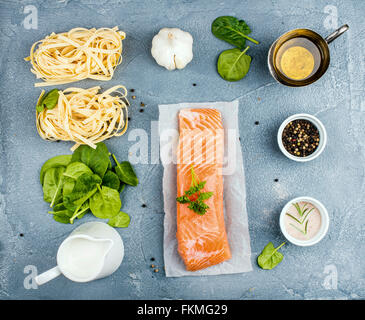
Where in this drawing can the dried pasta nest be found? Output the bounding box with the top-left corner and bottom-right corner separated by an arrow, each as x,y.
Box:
36,85 -> 129,151
25,27 -> 125,87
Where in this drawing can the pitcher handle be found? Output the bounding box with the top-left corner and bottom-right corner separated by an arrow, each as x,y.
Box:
35,266 -> 62,286
325,24 -> 349,44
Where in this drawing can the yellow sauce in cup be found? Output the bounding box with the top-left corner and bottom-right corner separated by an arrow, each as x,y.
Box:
280,46 -> 314,80
275,37 -> 321,81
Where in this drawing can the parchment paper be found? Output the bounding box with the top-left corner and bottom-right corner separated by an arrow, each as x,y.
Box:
159,100 -> 252,277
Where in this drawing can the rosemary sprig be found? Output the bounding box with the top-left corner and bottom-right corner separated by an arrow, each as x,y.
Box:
304,219 -> 309,234
286,213 -> 302,224
289,223 -> 307,235
176,166 -> 213,215
286,202 -> 315,235
292,202 -> 308,216
301,208 -> 314,223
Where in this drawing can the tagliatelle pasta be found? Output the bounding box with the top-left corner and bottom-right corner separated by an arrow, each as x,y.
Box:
25,27 -> 125,87
36,86 -> 129,151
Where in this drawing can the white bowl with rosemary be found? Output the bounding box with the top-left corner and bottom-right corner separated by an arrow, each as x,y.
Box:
277,113 -> 327,162
279,196 -> 329,246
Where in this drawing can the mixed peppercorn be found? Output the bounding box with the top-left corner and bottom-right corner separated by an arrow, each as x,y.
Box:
282,119 -> 320,157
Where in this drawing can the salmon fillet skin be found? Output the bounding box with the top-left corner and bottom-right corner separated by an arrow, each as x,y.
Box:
176,108 -> 231,271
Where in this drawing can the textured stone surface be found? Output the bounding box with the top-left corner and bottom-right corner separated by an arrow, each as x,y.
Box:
0,0 -> 364,299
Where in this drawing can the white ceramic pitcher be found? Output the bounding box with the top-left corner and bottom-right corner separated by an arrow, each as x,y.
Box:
35,222 -> 124,285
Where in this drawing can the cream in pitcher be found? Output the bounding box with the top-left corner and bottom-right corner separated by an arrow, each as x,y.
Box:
35,222 -> 124,285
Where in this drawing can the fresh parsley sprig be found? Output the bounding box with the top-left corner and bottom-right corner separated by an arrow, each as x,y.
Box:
176,166 -> 213,215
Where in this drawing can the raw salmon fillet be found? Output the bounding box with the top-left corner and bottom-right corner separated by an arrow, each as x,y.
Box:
176,108 -> 231,271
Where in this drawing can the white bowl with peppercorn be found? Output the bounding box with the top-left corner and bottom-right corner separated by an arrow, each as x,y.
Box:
277,113 -> 327,162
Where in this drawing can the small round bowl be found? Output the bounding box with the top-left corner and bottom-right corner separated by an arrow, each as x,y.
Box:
277,113 -> 327,162
279,196 -> 329,246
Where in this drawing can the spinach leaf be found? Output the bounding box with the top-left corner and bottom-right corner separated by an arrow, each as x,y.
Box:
52,202 -> 68,212
217,47 -> 251,81
40,155 -> 71,185
63,161 -> 93,180
71,143 -> 110,178
62,162 -> 93,197
42,167 -> 65,207
257,242 -> 285,270
76,207 -> 89,219
112,154 -> 138,186
49,202 -> 89,224
48,203 -> 73,223
89,185 -> 121,219
36,89 -> 59,112
52,211 -> 73,224
62,176 -> 75,197
63,173 -> 101,212
211,16 -> 259,49
102,170 -> 120,191
48,202 -> 73,224
108,211 -> 130,228
119,183 -> 126,194
69,201 -> 90,223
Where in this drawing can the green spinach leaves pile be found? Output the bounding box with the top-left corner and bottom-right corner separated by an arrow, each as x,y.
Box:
40,142 -> 138,228
212,16 -> 259,81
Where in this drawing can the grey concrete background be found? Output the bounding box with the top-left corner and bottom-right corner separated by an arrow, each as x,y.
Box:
0,0 -> 364,300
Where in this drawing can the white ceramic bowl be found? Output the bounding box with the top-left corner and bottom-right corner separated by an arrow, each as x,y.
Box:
279,196 -> 329,246
277,113 -> 327,162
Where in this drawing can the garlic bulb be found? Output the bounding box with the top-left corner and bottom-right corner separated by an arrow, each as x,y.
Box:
151,28 -> 193,70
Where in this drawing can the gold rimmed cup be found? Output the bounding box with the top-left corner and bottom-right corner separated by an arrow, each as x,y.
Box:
268,25 -> 349,87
